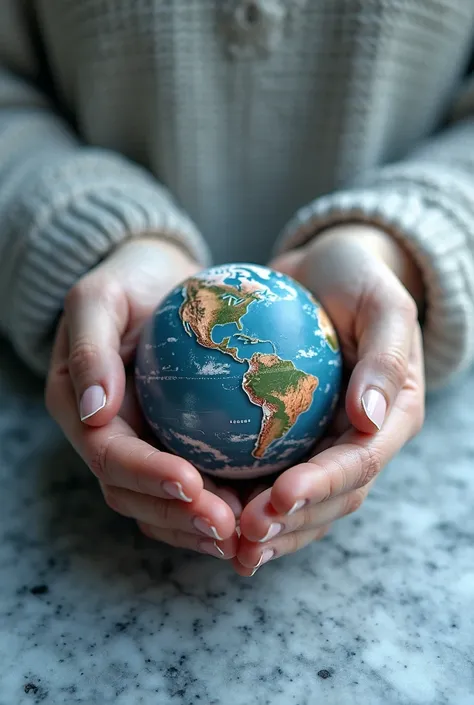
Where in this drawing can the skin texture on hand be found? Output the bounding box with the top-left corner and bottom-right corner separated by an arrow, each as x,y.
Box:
321,224 -> 426,309
46,225 -> 426,575
46,237 -> 242,560
232,224 -> 426,576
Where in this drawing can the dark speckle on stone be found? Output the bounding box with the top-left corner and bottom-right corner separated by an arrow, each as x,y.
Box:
368,582 -> 385,597
24,683 -> 39,695
253,606 -> 267,625
30,584 -> 49,595
115,622 -> 129,632
318,669 -> 333,679
192,619 -> 203,636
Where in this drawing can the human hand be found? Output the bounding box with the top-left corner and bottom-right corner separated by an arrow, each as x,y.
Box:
233,225 -> 426,575
46,237 -> 240,559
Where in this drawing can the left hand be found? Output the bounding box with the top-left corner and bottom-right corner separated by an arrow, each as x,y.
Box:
45,237 -> 242,559
233,224 -> 426,576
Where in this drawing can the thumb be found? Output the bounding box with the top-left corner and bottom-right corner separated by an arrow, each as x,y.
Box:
64,275 -> 127,426
346,277 -> 417,434
269,249 -> 305,279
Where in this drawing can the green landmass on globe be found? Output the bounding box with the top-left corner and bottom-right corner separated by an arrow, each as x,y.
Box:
242,353 -> 318,458
179,275 -> 323,458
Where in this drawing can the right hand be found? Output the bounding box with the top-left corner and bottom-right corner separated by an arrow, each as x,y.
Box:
46,237 -> 241,559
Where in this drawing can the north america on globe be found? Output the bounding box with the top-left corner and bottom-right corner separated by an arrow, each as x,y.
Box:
135,264 -> 342,479
179,273 -> 319,459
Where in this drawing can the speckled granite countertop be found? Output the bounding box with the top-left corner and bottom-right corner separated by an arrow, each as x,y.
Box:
1,341 -> 473,705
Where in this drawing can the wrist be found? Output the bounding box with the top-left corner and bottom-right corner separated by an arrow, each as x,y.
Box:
315,224 -> 425,311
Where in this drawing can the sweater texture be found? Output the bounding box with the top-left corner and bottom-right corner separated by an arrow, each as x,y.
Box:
1,0 -> 474,386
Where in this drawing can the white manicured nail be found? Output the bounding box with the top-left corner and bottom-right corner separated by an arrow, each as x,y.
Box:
250,548 -> 275,575
286,499 -> 307,516
362,388 -> 387,430
258,523 -> 282,543
199,540 -> 225,558
162,481 -> 193,502
193,517 -> 224,541
80,385 -> 106,421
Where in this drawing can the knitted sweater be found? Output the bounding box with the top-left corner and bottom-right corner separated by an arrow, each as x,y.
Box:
1,0 -> 474,387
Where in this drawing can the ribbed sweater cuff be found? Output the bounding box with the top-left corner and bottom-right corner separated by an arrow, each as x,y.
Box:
5,151 -> 210,374
277,186 -> 474,390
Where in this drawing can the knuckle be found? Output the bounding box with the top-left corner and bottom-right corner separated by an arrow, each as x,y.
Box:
134,451 -> 159,495
89,439 -> 111,483
343,488 -> 366,517
167,528 -> 184,548
398,292 -> 418,324
309,460 -> 347,502
373,349 -> 408,388
68,339 -> 101,381
357,445 -> 383,487
133,471 -> 149,496
150,495 -> 171,526
103,486 -> 120,512
286,531 -> 301,555
298,504 -> 313,530
65,275 -> 118,313
326,456 -> 350,498
64,282 -> 86,313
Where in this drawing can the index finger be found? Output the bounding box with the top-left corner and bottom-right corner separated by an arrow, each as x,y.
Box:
46,320 -> 204,501
269,326 -> 425,515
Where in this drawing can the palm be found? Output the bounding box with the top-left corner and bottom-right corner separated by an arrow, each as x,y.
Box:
110,245 -> 243,516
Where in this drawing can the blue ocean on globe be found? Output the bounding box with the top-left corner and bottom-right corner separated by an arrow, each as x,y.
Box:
135,264 -> 342,479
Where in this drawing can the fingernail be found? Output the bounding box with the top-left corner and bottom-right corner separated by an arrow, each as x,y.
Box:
193,517 -> 224,541
250,548 -> 275,576
286,499 -> 307,516
162,481 -> 193,503
362,389 -> 387,430
199,540 -> 226,558
258,523 -> 283,543
80,385 -> 106,421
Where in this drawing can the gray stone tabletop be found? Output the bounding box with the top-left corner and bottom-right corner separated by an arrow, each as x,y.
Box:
0,340 -> 473,705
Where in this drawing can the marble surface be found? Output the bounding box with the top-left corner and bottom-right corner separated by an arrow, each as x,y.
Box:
0,341 -> 473,705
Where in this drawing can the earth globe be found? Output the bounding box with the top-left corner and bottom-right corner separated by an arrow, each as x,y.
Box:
135,263 -> 342,479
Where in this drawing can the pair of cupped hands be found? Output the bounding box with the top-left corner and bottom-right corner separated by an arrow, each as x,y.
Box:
46,224 -> 425,576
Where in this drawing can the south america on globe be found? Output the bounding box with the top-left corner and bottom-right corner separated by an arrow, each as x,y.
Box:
135,264 -> 342,479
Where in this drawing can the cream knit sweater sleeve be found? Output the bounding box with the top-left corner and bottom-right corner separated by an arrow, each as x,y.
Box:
0,67 -> 209,374
278,116 -> 474,389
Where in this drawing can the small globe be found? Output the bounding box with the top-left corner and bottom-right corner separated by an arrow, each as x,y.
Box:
135,263 -> 342,479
